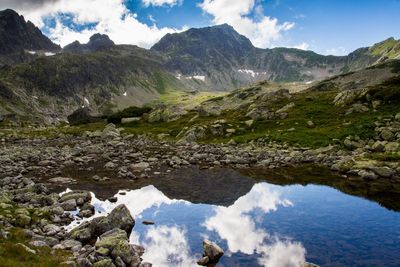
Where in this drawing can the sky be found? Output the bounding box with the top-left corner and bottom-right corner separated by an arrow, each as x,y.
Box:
1,0 -> 400,55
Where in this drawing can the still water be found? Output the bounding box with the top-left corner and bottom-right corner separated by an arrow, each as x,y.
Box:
65,167 -> 400,267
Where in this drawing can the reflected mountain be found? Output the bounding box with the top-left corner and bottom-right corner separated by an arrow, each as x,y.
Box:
240,165 -> 400,211
58,165 -> 256,206
59,163 -> 400,211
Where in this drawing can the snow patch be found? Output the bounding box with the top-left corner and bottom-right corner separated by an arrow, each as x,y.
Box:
238,69 -> 267,78
185,75 -> 206,82
191,75 -> 206,81
123,92 -> 127,97
175,73 -> 182,80
45,52 -> 56,57
27,51 -> 36,55
32,96 -> 38,99
84,97 -> 90,106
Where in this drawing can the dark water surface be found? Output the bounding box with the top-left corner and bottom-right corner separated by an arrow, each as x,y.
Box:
62,166 -> 400,267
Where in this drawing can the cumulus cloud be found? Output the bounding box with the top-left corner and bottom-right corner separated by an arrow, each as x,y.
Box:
199,0 -> 294,48
4,0 -> 186,48
142,0 -> 182,7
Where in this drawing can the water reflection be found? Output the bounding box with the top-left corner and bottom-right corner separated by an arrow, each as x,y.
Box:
66,183 -> 304,266
204,183 -> 305,267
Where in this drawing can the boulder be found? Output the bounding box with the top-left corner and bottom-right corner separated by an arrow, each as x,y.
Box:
128,162 -> 149,173
70,204 -> 134,243
197,239 -> 224,266
102,123 -> 120,139
96,229 -> 141,266
67,107 -> 103,126
380,129 -> 395,141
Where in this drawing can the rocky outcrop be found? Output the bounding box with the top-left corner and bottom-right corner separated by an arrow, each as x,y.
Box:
67,107 -> 103,126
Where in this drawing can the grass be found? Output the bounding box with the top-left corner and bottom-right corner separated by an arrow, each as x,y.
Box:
0,229 -> 70,267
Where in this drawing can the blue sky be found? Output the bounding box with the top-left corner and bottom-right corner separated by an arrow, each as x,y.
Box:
2,0 -> 400,55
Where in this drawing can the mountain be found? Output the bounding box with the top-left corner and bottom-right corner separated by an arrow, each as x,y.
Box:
0,9 -> 399,124
0,9 -> 60,66
63,33 -> 115,53
152,24 -> 400,90
0,38 -> 185,123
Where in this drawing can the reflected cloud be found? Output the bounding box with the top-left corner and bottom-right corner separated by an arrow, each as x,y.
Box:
66,185 -> 188,229
65,183 -> 306,266
204,183 -> 306,266
140,225 -> 198,267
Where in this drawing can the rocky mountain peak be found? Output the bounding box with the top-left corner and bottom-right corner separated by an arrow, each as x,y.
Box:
63,33 -> 115,53
0,9 -> 60,55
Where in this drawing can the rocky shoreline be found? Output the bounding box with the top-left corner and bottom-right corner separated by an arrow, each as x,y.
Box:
0,122 -> 399,266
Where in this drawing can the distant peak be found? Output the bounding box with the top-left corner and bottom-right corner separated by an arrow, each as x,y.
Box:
89,33 -> 113,42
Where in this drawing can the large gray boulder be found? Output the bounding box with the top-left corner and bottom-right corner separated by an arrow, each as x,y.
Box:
70,204 -> 134,243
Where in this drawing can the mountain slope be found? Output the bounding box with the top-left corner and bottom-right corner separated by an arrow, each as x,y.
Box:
0,42 -> 185,123
152,24 -> 400,90
0,9 -> 60,66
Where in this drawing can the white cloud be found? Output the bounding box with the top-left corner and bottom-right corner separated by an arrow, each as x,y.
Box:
11,0 -> 186,48
142,0 -> 182,7
199,0 -> 295,48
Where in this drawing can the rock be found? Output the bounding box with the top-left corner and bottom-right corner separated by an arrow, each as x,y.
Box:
128,162 -> 149,173
67,107 -> 103,126
380,129 -> 394,141
346,103 -> 369,115
93,259 -> 116,267
177,126 -> 206,143
276,102 -> 295,113
48,177 -> 76,184
198,239 -> 224,266
384,142 -> 399,152
371,141 -> 386,152
60,199 -> 77,211
372,100 -> 381,109
61,261 -> 78,267
244,120 -> 254,127
60,191 -> 91,204
226,128 -> 236,134
344,139 -> 362,149
70,204 -> 134,243
369,166 -> 396,178
142,220 -> 155,225
358,170 -> 378,180
333,90 -> 358,106
15,214 -> 31,227
307,120 -> 315,128
96,229 -> 140,266
302,263 -> 320,267
102,123 -> 120,139
197,256 -> 210,266
105,161 -> 117,169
